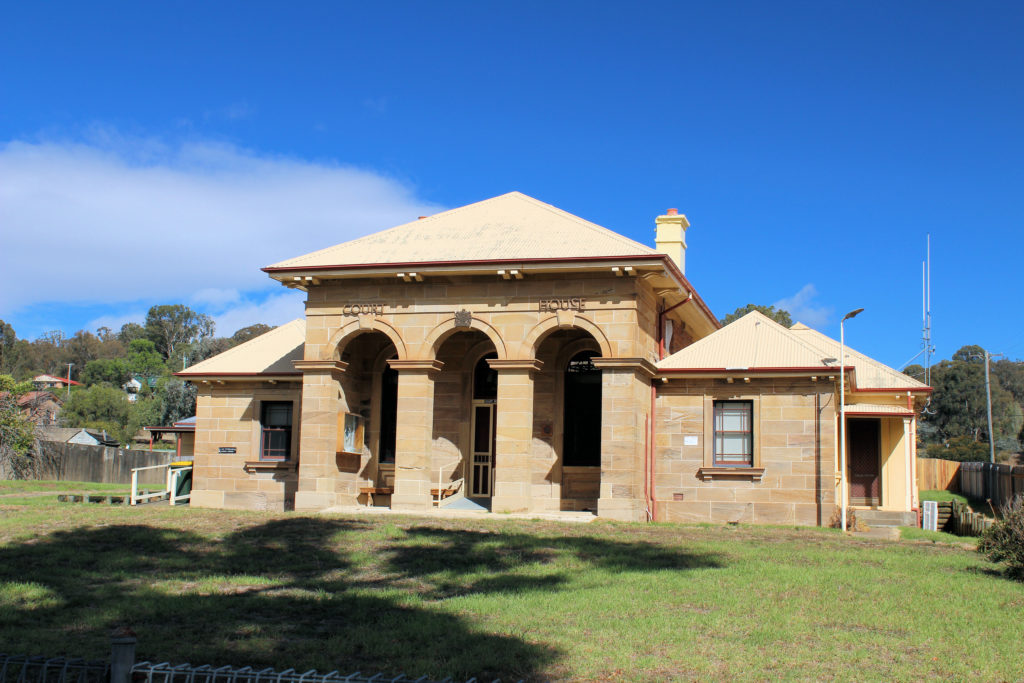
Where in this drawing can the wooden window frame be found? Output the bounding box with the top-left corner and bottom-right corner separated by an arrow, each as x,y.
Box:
259,401 -> 293,462
713,400 -> 754,467
698,395 -> 764,482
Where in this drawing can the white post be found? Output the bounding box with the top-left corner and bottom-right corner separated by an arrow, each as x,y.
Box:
130,469 -> 139,506
840,323 -> 847,532
839,308 -> 864,532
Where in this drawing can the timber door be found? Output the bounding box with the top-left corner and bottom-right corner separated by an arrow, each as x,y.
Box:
848,418 -> 881,506
469,401 -> 496,498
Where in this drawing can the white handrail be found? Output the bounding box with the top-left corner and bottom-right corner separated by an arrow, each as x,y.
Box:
130,463 -> 192,506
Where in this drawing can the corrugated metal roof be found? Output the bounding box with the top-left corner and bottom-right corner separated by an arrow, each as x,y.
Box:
266,192 -> 660,270
787,323 -> 930,391
177,319 -> 305,377
657,311 -> 835,370
658,311 -> 930,392
844,403 -> 915,416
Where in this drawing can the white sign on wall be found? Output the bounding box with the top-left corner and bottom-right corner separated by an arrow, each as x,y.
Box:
683,435 -> 699,446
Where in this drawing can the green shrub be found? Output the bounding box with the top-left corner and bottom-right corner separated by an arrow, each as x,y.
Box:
978,495 -> 1024,580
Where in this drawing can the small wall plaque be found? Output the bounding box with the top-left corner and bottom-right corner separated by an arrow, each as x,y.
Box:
683,435 -> 699,446
218,447 -> 237,454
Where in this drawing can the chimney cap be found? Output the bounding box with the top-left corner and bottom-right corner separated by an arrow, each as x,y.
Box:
417,216 -> 428,220
666,208 -> 678,216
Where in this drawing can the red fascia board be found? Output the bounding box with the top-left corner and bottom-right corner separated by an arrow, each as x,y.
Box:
659,367 -> 933,394
850,386 -> 933,393
659,366 -> 855,374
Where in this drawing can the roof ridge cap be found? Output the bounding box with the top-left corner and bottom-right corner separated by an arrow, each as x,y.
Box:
513,193 -> 659,255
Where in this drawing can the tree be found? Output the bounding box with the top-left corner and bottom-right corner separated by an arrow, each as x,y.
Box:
0,320 -> 31,378
118,322 -> 146,346
232,324 -> 275,344
0,375 -> 37,476
126,339 -> 167,377
160,379 -> 197,425
81,358 -> 131,387
721,304 -> 793,327
144,305 -> 214,360
920,346 -> 1023,456
63,330 -> 103,371
60,385 -> 131,441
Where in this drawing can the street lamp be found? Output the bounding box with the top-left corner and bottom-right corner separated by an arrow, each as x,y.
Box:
840,307 -> 863,532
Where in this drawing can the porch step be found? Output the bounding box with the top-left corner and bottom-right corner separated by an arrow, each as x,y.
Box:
856,509 -> 917,528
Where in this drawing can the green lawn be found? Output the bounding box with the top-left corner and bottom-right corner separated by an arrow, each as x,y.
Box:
0,498 -> 1020,681
0,480 -> 130,495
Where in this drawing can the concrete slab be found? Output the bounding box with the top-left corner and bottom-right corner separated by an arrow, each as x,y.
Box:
319,504 -> 597,524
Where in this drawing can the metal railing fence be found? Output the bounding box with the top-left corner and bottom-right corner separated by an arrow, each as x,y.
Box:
0,655 -> 109,683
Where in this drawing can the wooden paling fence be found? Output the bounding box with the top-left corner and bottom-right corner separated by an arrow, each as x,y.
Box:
959,461 -> 1024,511
917,457 -> 961,492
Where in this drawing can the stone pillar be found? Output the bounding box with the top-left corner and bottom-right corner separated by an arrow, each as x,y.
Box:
592,358 -> 656,522
489,359 -> 542,513
292,360 -> 347,511
389,359 -> 443,511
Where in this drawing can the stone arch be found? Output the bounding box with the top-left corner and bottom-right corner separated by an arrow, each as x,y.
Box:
554,337 -> 602,371
460,338 -> 501,373
523,314 -> 612,359
421,316 -> 508,360
324,317 -> 408,361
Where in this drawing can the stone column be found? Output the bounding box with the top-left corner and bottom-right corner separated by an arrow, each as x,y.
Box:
292,360 -> 347,511
592,358 -> 656,522
489,359 -> 542,513
389,359 -> 443,511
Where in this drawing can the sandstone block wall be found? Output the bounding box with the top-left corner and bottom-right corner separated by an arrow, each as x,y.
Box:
654,379 -> 837,526
190,382 -> 301,511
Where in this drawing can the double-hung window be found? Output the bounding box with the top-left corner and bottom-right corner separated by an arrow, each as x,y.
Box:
713,400 -> 753,467
260,401 -> 293,461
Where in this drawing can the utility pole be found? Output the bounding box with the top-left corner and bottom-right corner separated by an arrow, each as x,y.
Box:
982,349 -> 1005,464
66,363 -> 73,401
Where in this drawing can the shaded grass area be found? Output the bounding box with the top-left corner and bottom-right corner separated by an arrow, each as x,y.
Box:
0,503 -> 1021,681
0,480 -> 129,495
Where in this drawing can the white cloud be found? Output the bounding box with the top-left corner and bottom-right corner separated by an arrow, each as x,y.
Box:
0,133 -> 444,314
773,284 -> 833,329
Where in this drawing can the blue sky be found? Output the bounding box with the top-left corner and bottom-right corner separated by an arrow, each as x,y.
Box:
2,1 -> 1022,370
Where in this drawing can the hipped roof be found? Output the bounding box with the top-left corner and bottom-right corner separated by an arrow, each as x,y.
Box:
266,192 -> 660,270
176,319 -> 305,378
658,311 -> 930,392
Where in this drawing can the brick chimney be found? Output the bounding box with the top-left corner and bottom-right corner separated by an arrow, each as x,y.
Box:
655,208 -> 690,273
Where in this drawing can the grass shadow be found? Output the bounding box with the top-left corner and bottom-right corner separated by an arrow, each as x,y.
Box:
0,516 -> 723,681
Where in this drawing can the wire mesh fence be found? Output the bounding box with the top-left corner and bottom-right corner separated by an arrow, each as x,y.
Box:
130,663 -> 511,683
0,655 -> 110,683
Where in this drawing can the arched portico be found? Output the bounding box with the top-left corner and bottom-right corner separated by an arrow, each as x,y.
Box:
523,314 -> 612,359
323,317 -> 408,361
421,316 -> 508,360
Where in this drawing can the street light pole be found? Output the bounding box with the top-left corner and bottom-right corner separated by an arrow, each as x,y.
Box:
839,308 -> 864,532
66,363 -> 73,401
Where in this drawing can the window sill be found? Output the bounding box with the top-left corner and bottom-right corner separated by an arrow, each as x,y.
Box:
244,460 -> 297,472
696,467 -> 765,482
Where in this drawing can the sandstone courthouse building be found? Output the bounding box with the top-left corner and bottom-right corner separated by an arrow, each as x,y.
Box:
179,192 -> 930,525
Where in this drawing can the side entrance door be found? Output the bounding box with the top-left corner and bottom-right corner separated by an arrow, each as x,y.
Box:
848,418 -> 881,506
469,401 -> 496,498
